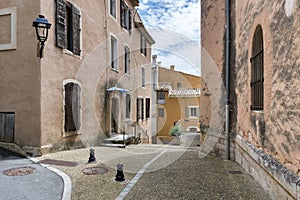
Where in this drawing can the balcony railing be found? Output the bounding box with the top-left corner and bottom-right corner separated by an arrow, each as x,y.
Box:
169,88 -> 201,97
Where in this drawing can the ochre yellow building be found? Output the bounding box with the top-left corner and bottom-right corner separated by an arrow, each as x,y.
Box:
156,65 -> 201,144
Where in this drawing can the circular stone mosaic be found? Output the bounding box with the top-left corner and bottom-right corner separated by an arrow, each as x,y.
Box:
82,167 -> 109,175
3,167 -> 35,176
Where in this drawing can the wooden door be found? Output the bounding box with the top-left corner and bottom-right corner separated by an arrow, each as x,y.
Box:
0,112 -> 15,143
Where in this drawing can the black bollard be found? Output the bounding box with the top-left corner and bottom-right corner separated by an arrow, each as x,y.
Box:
115,163 -> 125,182
88,148 -> 96,163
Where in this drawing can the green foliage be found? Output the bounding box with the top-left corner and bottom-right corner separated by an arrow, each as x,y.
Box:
169,125 -> 181,137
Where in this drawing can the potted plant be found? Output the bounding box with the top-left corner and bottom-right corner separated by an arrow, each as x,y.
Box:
169,125 -> 182,145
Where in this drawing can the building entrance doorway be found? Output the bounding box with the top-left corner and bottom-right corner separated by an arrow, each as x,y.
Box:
111,98 -> 119,135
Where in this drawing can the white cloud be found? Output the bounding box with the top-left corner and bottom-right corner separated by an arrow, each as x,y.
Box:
138,0 -> 200,76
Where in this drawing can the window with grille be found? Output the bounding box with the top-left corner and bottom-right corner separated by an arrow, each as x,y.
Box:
250,25 -> 264,111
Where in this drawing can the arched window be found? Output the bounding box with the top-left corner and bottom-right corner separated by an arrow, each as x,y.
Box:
64,81 -> 81,132
250,25 -> 264,110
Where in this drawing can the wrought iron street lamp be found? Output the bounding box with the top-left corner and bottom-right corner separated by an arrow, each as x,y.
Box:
32,15 -> 51,58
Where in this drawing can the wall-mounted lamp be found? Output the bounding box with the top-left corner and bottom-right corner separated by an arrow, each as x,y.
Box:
32,15 -> 51,58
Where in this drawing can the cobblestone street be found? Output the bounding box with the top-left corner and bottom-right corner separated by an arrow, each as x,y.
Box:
40,144 -> 271,200
123,148 -> 271,200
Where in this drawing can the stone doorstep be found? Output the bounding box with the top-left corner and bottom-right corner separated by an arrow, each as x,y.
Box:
235,135 -> 300,199
0,142 -> 27,157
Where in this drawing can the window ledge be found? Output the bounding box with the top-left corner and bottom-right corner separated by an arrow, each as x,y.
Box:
62,131 -> 81,138
110,68 -> 119,73
62,49 -> 82,59
251,110 -> 264,113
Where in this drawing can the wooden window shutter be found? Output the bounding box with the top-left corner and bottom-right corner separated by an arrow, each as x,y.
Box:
120,0 -> 125,28
141,98 -> 144,120
146,98 -> 150,118
72,6 -> 81,56
136,98 -> 140,121
185,108 -> 189,118
73,83 -> 81,130
64,83 -> 81,132
128,10 -> 132,34
196,108 -> 200,117
55,0 -> 67,48
65,83 -> 75,132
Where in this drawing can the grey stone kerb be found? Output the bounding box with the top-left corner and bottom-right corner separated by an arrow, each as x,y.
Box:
29,157 -> 72,200
236,135 -> 300,199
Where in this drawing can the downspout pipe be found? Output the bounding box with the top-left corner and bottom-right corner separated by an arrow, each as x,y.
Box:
225,0 -> 231,160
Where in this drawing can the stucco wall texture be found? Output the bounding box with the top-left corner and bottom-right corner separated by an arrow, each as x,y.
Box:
0,0 -> 154,152
236,0 -> 300,175
157,67 -> 201,140
0,0 -> 41,147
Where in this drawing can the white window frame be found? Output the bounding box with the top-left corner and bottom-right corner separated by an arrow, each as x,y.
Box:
0,7 -> 17,51
62,79 -> 82,137
157,92 -> 165,104
187,106 -> 200,119
110,35 -> 118,71
109,0 -> 117,19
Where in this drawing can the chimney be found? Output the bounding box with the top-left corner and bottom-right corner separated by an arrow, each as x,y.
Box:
152,55 -> 157,65
170,65 -> 175,70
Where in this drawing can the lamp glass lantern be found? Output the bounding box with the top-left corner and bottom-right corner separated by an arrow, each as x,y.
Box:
32,15 -> 51,58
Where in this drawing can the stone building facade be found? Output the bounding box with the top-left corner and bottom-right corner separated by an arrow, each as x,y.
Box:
201,0 -> 300,199
0,0 -> 155,154
156,65 -> 201,144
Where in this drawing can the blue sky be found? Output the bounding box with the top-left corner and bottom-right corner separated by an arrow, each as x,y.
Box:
138,0 -> 200,76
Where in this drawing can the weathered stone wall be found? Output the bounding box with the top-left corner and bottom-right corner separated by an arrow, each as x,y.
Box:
236,0 -> 300,176
235,135 -> 300,199
200,0 -> 225,130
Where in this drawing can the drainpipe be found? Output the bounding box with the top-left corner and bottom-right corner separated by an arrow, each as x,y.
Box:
225,0 -> 230,160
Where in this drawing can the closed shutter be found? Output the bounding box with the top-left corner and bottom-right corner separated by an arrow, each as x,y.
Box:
126,94 -> 131,118
136,98 -> 140,121
185,108 -> 189,118
128,10 -> 132,34
64,83 -> 81,132
65,83 -> 74,132
72,6 -> 81,56
120,0 -> 125,28
141,99 -> 144,120
73,83 -> 81,130
146,98 -> 150,118
0,113 -> 14,143
196,108 -> 200,117
56,0 -> 67,48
